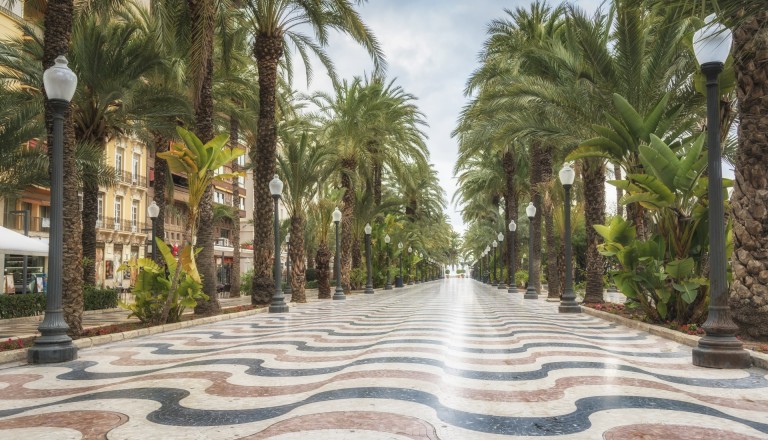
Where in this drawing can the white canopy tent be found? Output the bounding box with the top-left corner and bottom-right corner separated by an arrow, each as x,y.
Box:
0,225 -> 49,257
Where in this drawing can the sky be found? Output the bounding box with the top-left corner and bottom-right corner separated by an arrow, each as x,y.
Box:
293,0 -> 604,234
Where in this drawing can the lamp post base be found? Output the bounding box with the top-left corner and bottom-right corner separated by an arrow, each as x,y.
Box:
385,283 -> 392,290
692,335 -> 751,369
558,302 -> 581,313
395,276 -> 403,288
27,340 -> 77,364
268,303 -> 289,313
497,282 -> 506,290
365,286 -> 375,294
508,285 -> 518,294
333,287 -> 346,300
524,285 -> 538,299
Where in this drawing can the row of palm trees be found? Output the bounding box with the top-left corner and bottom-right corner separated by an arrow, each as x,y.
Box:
1,0 -> 457,330
454,0 -> 768,339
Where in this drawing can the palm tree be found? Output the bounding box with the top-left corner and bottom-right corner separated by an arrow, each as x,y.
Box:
277,121 -> 333,303
243,0 -> 385,303
0,90 -> 47,198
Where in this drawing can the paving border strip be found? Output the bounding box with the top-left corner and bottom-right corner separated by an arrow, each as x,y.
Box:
0,305 -> 270,366
581,305 -> 768,370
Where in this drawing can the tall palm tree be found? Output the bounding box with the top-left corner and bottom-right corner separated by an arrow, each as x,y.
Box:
277,121 -> 333,302
243,0 -> 385,303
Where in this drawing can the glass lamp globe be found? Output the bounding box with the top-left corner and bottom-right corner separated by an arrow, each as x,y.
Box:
492,240 -> 498,248
43,55 -> 77,102
693,15 -> 732,65
332,207 -> 342,222
508,220 -> 516,232
364,223 -> 372,235
384,234 -> 391,244
526,202 -> 537,218
559,164 -> 576,186
497,232 -> 504,242
147,201 -> 160,219
269,175 -> 283,196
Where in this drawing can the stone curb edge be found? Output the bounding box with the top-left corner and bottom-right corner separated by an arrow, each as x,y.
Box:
580,305 -> 768,370
0,305 -> 270,366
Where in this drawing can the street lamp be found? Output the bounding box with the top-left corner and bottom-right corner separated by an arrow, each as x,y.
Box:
384,234 -> 392,290
268,175 -> 288,313
491,240 -> 498,286
28,55 -> 79,363
147,201 -> 160,262
332,207 -> 345,300
283,232 -> 292,295
419,252 -> 424,283
396,242 -> 404,288
508,220 -> 517,294
484,246 -> 490,283
691,17 -> 750,368
524,202 -> 538,299
408,246 -> 414,285
364,223 -> 374,294
559,164 -> 580,313
497,231 -> 506,289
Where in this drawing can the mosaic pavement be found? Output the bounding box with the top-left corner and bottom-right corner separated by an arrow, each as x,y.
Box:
0,279 -> 766,439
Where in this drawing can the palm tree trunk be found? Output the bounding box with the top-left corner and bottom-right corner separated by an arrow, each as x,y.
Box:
315,243 -> 331,299
251,33 -> 284,304
530,141 -> 550,293
544,193 -> 560,300
152,132 -> 169,266
729,11 -> 768,340
341,159 -> 356,293
352,238 -> 362,269
230,117 -> 241,297
290,215 -> 306,303
373,161 -> 382,206
582,158 -> 605,304
44,0 -> 83,335
81,176 -> 99,286
503,150 -> 517,285
192,58 -> 220,316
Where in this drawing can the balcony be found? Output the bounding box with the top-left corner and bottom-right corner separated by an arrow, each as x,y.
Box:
4,214 -> 51,234
99,217 -> 148,234
114,169 -> 147,188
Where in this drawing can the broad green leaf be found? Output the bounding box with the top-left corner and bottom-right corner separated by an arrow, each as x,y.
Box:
605,113 -> 636,149
629,174 -> 675,205
643,93 -> 670,139
612,94 -> 645,140
673,134 -> 705,192
666,257 -> 694,279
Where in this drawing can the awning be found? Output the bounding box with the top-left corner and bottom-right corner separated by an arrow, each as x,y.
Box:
0,226 -> 49,257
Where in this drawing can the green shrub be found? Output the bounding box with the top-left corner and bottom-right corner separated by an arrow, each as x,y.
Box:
350,268 -> 366,290
305,268 -> 317,282
306,280 -> 318,289
515,270 -> 528,288
456,269 -> 465,274
0,294 -> 45,319
84,286 -> 118,310
240,269 -> 254,294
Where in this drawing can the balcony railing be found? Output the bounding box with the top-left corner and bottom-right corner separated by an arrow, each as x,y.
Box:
4,215 -> 51,233
114,169 -> 147,187
214,238 -> 232,247
99,216 -> 148,233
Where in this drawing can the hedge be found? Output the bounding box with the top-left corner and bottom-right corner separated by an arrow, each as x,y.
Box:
0,287 -> 118,319
83,287 -> 118,311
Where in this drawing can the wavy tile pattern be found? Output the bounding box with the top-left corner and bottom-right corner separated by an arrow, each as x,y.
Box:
0,279 -> 767,439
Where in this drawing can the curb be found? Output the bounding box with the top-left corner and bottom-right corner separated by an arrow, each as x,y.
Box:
581,306 -> 768,370
0,305 -> 270,366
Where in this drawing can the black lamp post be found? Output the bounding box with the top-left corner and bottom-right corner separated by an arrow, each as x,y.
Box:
283,233 -> 292,295
396,242 -> 404,288
419,252 -> 424,283
491,240 -> 498,286
10,210 -> 30,294
559,164 -> 580,313
524,202 -> 538,300
384,234 -> 392,290
28,55 -> 78,364
508,220 -> 517,294
147,201 -> 159,262
332,207 -> 345,300
479,252 -> 483,282
497,231 -> 506,289
267,175 -> 289,313
484,246 -> 490,283
691,18 -> 750,368
408,246 -> 414,285
364,223 -> 374,294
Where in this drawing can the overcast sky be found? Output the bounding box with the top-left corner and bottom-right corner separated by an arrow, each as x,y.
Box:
293,0 -> 605,233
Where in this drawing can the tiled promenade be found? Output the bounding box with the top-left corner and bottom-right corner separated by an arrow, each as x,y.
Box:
0,279 -> 766,439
